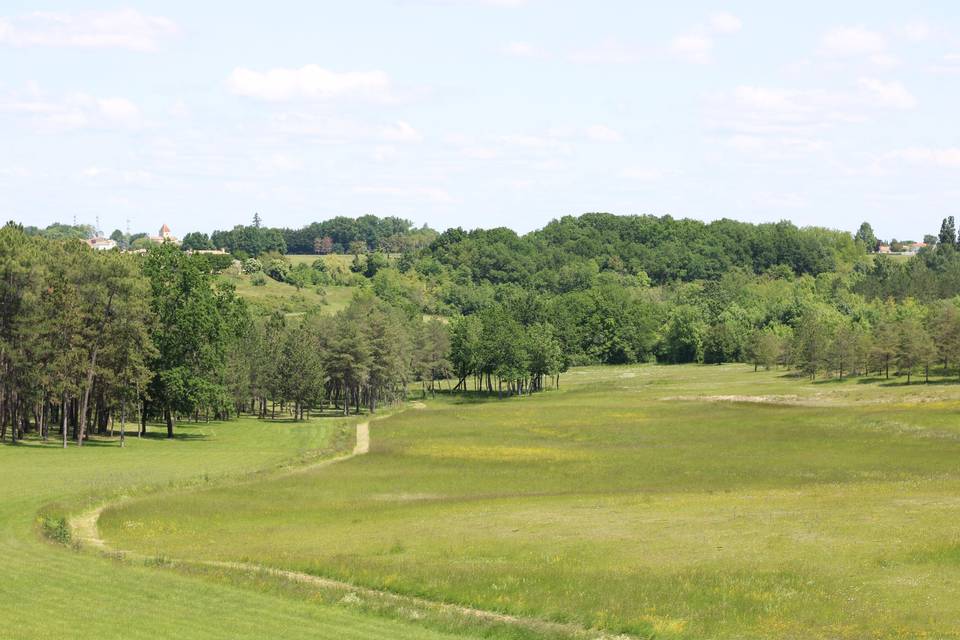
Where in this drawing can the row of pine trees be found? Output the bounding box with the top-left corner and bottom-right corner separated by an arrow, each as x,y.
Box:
0,224 -> 461,445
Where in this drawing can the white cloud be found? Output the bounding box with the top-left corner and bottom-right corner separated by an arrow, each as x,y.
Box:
929,53 -> 960,74
820,26 -> 887,57
266,113 -> 421,145
97,97 -> 141,125
620,167 -> 663,181
499,134 -> 572,155
711,79 -> 918,158
902,21 -> 931,42
168,99 -> 190,119
668,12 -> 741,64
755,192 -> 807,208
354,185 -> 455,203
0,9 -> 178,52
227,64 -> 392,102
585,124 -> 623,143
882,147 -> 960,168
440,0 -> 529,5
726,134 -> 826,155
857,78 -> 916,109
0,89 -> 142,132
78,166 -> 160,187
569,38 -> 643,64
709,12 -> 742,34
381,120 -> 422,142
262,153 -> 303,172
0,166 -> 32,179
461,146 -> 499,159
501,41 -> 545,58
372,145 -> 398,162
670,33 -> 713,64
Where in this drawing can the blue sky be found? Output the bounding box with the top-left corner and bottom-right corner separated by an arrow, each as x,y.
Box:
2,1 -> 959,240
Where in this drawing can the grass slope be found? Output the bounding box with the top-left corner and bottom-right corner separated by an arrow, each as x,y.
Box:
0,417 -> 469,640
219,272 -> 355,317
103,366 -> 960,639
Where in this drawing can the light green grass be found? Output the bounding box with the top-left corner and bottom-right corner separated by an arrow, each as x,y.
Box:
103,366 -> 960,639
287,253 -> 357,271
0,416 -> 470,640
219,272 -> 356,317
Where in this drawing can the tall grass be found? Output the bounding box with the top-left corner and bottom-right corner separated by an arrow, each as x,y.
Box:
103,364 -> 960,638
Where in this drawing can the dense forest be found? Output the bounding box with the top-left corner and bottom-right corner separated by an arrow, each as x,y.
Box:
0,226 -> 470,445
7,211 -> 960,445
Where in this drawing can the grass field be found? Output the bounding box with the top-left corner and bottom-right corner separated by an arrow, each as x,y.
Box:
287,253 -> 358,271
0,415 -> 473,640
218,271 -> 356,317
98,365 -> 960,639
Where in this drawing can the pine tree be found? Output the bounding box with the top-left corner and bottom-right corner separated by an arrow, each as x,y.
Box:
939,216 -> 957,247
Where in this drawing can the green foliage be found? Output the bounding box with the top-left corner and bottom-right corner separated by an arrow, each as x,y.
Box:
264,257 -> 291,283
41,516 -> 71,545
940,216 -> 957,247
242,258 -> 263,274
181,231 -> 214,251
24,222 -> 95,241
855,221 -> 878,252
143,244 -> 246,435
662,305 -> 707,363
280,215 -> 434,255
212,219 -> 287,257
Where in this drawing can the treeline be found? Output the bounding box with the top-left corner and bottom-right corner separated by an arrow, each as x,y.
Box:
225,296 -> 451,418
0,226 -> 250,445
0,224 -> 452,446
425,214 -> 861,287
281,215 -> 437,255
10,208 -> 960,449
202,214 -> 438,258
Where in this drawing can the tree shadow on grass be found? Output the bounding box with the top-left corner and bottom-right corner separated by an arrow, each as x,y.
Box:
137,431 -> 210,441
435,389 -> 551,405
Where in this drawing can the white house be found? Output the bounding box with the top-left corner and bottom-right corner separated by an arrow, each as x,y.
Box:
87,237 -> 117,251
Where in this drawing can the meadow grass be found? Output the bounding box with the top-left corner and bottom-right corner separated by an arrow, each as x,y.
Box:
102,365 -> 960,639
218,271 -> 355,317
287,253 -> 357,270
0,415 -> 473,640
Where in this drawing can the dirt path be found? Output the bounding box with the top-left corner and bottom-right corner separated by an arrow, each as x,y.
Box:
68,411 -> 629,640
201,560 -> 627,640
353,421 -> 369,454
71,418 -> 373,542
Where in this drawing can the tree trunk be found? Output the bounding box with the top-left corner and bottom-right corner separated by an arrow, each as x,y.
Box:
61,395 -> 68,449
120,397 -> 126,448
165,408 -> 174,439
10,391 -> 18,444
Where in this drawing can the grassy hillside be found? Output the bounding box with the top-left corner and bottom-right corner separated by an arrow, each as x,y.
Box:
103,365 -> 960,639
0,417 -> 467,640
218,271 -> 357,317
287,253 -> 357,270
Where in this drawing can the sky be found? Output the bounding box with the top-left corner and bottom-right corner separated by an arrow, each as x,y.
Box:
1,1 -> 959,241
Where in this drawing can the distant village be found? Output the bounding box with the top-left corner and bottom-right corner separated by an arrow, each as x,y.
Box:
87,224 -> 227,255
877,240 -> 927,256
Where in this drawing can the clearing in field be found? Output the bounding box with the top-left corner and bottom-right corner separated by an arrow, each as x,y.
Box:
99,364 -> 960,639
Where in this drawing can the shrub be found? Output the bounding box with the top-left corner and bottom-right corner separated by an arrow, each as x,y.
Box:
242,258 -> 263,274
42,516 -> 71,545
265,258 -> 291,283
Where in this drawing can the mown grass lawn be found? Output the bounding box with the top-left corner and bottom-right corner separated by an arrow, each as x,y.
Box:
0,416 -> 468,640
101,364 -> 960,639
